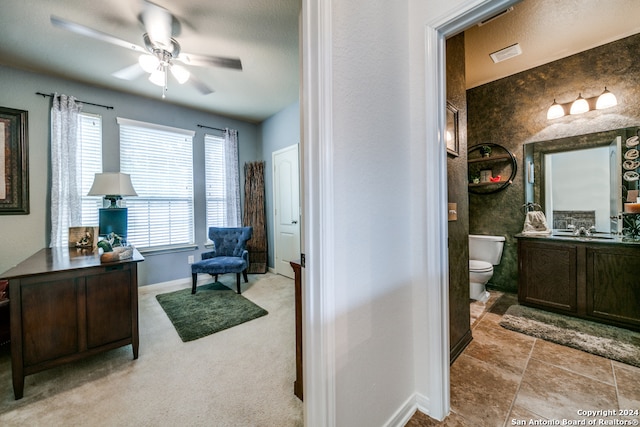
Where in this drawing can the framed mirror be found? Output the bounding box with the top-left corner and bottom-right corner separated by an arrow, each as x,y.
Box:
523,127 -> 638,233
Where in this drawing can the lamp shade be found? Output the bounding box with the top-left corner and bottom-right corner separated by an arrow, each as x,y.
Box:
87,172 -> 138,197
546,99 -> 565,120
596,87 -> 617,110
570,94 -> 589,115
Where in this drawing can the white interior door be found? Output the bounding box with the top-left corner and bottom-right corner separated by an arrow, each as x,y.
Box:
273,144 -> 300,278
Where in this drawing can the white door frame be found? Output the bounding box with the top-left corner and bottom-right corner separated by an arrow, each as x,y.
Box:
300,0 -> 518,424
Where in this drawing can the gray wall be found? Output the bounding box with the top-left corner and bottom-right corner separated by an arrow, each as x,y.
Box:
259,101 -> 300,269
0,64 -> 262,285
467,33 -> 640,292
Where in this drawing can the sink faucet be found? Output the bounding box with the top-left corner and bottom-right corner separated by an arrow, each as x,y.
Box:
573,226 -> 596,236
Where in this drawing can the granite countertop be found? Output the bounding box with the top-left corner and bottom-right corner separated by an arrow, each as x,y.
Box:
515,231 -> 640,246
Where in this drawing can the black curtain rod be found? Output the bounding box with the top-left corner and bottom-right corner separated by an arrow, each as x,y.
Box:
197,124 -> 226,132
35,92 -> 114,110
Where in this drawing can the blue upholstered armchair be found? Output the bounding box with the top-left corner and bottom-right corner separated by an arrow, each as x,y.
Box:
191,227 -> 253,294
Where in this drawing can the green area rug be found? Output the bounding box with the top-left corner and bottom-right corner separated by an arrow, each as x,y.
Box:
156,282 -> 268,342
500,305 -> 640,367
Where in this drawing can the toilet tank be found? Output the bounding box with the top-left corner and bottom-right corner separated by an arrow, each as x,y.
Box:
469,234 -> 505,265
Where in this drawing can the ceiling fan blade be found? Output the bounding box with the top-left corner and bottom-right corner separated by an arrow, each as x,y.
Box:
177,52 -> 243,71
50,15 -> 146,53
112,63 -> 146,81
141,1 -> 174,50
187,74 -> 215,95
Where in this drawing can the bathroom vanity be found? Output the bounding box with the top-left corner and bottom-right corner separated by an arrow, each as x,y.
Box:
516,234 -> 640,332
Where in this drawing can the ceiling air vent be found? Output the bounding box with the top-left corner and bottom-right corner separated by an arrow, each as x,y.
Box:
489,43 -> 522,63
478,7 -> 514,26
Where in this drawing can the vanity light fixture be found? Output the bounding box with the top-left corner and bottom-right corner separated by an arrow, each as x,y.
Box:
546,99 -> 565,120
569,93 -> 589,115
547,87 -> 618,120
595,87 -> 617,110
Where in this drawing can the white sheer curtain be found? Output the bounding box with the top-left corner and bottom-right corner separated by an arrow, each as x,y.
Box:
50,94 -> 83,247
224,128 -> 241,226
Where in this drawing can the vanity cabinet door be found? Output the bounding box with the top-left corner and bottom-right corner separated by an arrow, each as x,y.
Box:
518,240 -> 578,313
586,246 -> 640,329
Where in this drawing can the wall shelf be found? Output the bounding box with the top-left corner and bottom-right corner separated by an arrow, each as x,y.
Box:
467,143 -> 517,195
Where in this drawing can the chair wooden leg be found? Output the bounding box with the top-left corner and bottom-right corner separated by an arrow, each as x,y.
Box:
191,273 -> 198,294
242,269 -> 248,283
235,273 -> 241,294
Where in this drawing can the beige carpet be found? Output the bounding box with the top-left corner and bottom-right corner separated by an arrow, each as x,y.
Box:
0,273 -> 303,426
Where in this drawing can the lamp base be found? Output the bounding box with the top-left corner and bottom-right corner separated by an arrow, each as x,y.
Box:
104,195 -> 123,208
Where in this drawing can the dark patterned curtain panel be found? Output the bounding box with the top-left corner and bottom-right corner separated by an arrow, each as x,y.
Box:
243,161 -> 267,273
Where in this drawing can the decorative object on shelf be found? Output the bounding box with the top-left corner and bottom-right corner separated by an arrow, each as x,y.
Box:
0,106 -> 29,215
446,102 -> 459,157
546,87 -> 618,120
626,135 -> 639,148
480,169 -> 492,183
624,171 -> 639,182
480,145 -> 492,157
468,143 -> 517,195
624,149 -> 639,160
489,175 -> 502,182
624,203 -> 640,214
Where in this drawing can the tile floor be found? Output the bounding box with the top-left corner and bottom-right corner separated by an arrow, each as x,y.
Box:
407,292 -> 640,427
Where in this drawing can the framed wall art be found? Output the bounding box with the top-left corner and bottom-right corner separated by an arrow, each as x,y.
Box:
446,101 -> 459,157
0,107 -> 29,214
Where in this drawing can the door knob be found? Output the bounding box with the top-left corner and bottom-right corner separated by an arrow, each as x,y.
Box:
291,220 -> 298,224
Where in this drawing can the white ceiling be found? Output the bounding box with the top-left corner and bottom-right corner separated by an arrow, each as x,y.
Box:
1,0 -> 639,124
464,0 -> 640,89
0,0 -> 300,123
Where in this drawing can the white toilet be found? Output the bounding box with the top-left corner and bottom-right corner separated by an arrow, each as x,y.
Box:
469,234 -> 505,302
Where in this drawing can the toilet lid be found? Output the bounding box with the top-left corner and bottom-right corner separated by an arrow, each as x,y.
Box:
469,260 -> 492,273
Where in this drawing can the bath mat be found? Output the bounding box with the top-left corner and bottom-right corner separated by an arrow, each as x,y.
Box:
500,305 -> 640,367
156,282 -> 268,342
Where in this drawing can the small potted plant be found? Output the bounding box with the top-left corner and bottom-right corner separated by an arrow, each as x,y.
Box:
480,145 -> 492,157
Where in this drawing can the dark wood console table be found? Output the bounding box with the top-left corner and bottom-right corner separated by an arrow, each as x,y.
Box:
290,259 -> 303,401
1,247 -> 144,399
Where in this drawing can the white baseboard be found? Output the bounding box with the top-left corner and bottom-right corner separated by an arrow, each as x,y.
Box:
383,393 -> 432,427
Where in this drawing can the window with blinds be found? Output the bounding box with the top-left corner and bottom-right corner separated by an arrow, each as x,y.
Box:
204,134 -> 227,230
78,113 -> 103,227
118,118 -> 195,249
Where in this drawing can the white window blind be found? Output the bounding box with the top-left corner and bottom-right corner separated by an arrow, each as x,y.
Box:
118,118 -> 195,249
78,113 -> 103,226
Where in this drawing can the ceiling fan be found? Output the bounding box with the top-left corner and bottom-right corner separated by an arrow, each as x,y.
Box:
50,1 -> 242,98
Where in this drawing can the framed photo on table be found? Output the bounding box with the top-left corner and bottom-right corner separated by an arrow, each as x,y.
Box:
0,107 -> 29,214
446,101 -> 459,157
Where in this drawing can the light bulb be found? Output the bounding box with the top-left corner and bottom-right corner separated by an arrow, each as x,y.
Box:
570,94 -> 589,115
596,87 -> 617,110
170,64 -> 190,84
546,99 -> 565,120
149,68 -> 166,87
138,54 -> 160,73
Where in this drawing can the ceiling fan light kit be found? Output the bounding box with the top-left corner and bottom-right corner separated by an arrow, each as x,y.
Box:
49,1 -> 242,99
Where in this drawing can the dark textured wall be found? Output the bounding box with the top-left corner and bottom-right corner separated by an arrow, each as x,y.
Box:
467,33 -> 640,292
446,33 -> 471,360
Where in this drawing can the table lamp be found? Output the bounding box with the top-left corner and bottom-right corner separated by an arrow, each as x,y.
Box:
87,172 -> 137,237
